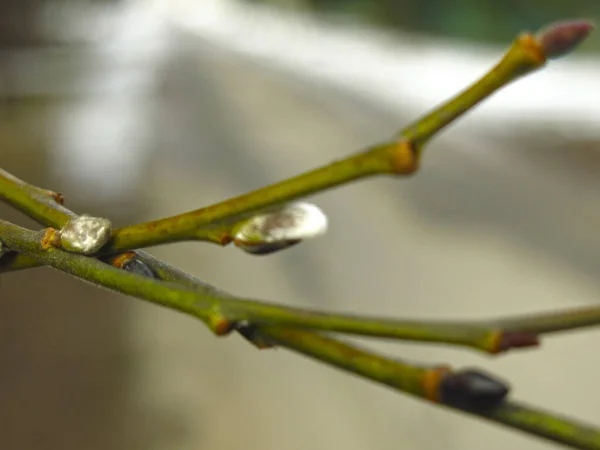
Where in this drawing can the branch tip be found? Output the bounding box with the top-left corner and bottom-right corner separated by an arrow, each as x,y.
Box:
495,330 -> 540,353
536,20 -> 594,60
385,140 -> 419,174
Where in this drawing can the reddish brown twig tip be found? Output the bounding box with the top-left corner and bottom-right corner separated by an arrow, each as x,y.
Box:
536,20 -> 594,60
495,330 -> 540,354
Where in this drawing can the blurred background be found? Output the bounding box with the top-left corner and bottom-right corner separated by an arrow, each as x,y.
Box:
0,0 -> 599,449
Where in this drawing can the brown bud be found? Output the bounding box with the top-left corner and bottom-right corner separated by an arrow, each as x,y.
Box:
536,20 -> 594,60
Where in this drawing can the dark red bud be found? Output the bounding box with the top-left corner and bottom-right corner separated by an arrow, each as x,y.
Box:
537,20 -> 594,59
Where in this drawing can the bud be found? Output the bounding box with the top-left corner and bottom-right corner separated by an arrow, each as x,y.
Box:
439,369 -> 509,410
536,20 -> 594,60
122,257 -> 156,278
59,214 -> 112,255
233,202 -> 328,255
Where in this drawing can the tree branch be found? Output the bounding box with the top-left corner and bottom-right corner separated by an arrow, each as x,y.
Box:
2,217 -> 600,448
0,19 -> 597,450
0,219 -> 529,354
101,21 -> 592,255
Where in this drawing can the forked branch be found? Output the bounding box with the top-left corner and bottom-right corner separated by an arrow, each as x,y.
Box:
0,20 -> 598,450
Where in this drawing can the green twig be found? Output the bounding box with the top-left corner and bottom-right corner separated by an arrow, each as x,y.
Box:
0,172 -> 534,355
2,220 -> 600,449
0,168 -> 73,227
100,23 -> 584,255
2,23 -> 592,259
2,212 -> 600,356
0,219 -> 520,354
267,327 -> 600,450
0,20 -> 597,450
494,307 -> 600,335
3,134 -> 600,354
401,32 -> 544,149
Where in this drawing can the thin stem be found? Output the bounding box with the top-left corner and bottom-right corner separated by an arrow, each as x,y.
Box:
401,33 -> 546,148
0,26 -> 582,258
0,168 -> 224,269
264,327 -> 600,450
481,401 -> 600,450
0,219 -> 511,353
105,142 -> 411,253
262,326 -> 435,396
102,29 -> 560,255
5,221 -> 599,448
3,171 -> 600,353
1,171 -> 521,355
0,251 -> 43,271
0,19 -> 596,450
0,168 -> 74,227
494,307 -> 600,335
2,179 -> 600,448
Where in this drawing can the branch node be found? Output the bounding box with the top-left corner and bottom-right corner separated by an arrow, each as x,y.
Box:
387,140 -> 420,175
209,314 -> 236,336
422,366 -> 452,402
40,228 -> 61,250
515,33 -> 547,66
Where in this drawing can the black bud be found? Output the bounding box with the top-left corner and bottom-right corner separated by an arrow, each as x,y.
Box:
240,239 -> 301,255
234,322 -> 276,349
439,369 -> 509,410
122,258 -> 156,278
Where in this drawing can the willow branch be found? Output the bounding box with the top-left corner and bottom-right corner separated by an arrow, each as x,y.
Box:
2,22 -> 591,258
3,167 -> 600,353
266,327 -> 600,450
0,219 -> 527,353
399,21 -> 592,148
93,21 -> 593,255
2,221 -> 600,448
0,20 -> 598,449
0,171 -> 531,354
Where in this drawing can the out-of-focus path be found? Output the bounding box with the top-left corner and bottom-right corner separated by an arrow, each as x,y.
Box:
130,26 -> 600,450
